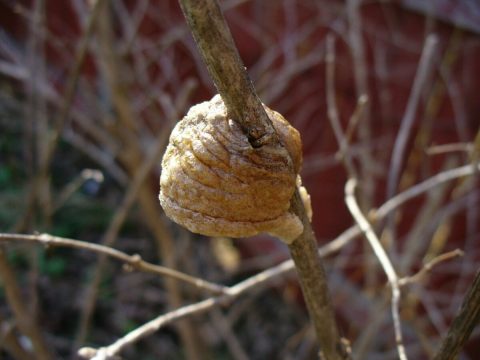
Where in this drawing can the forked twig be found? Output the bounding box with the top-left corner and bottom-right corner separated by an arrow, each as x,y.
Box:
345,178 -> 407,360
399,249 -> 464,287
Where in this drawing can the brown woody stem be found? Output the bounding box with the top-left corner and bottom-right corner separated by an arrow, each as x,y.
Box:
289,190 -> 349,360
433,269 -> 480,360
178,0 -> 348,358
178,0 -> 276,148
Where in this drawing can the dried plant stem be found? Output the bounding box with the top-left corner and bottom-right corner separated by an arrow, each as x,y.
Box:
210,308 -> 249,360
288,191 -> 347,360
325,34 -> 357,179
386,35 -> 438,207
376,162 -> 480,219
0,249 -> 53,359
16,0 -> 106,233
426,142 -> 474,156
0,233 -> 226,294
345,179 -> 407,360
178,0 -> 346,358
433,270 -> 480,359
0,313 -> 32,360
346,0 -> 375,210
178,0 -> 276,148
398,249 -> 464,286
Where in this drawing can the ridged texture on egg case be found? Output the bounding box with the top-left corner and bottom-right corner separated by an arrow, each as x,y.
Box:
159,95 -> 303,242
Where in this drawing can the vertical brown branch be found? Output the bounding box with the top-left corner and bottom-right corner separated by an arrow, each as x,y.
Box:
178,0 -> 348,358
288,191 -> 349,360
0,249 -> 53,359
178,0 -> 276,148
433,270 -> 480,360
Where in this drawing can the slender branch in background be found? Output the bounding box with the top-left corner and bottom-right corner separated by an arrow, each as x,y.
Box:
344,94 -> 368,149
346,0 -> 375,211
433,270 -> 480,360
0,233 -> 227,294
345,179 -> 407,360
52,169 -> 104,212
385,35 -> 438,228
0,248 -> 54,360
426,142 -> 474,156
398,249 -> 464,287
44,0 -> 106,167
0,313 -> 32,360
79,297 -> 223,360
15,0 -> 107,233
177,1 -> 347,358
325,34 -> 357,179
19,2 -> 52,358
376,162 -> 480,220
210,308 -> 250,360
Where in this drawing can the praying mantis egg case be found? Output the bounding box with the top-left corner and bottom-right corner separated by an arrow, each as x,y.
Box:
159,95 -> 305,243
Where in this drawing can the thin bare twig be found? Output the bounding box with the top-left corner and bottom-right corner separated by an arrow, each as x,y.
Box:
17,0 -> 107,232
210,308 -> 249,360
426,143 -> 474,156
325,34 -> 357,178
376,162 -> 480,220
45,0 -> 106,164
52,169 -> 104,212
386,34 -> 438,202
399,249 -> 464,287
346,0 -> 375,211
345,178 -> 407,360
0,233 -> 227,294
0,249 -> 54,359
344,94 -> 368,148
79,297 -> 222,360
0,313 -> 32,360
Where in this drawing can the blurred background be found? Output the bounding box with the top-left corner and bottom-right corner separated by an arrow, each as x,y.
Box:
0,0 -> 479,359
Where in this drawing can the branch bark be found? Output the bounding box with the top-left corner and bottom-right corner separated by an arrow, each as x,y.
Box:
178,1 -> 348,358
0,248 -> 53,359
178,0 -> 276,148
433,269 -> 480,360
